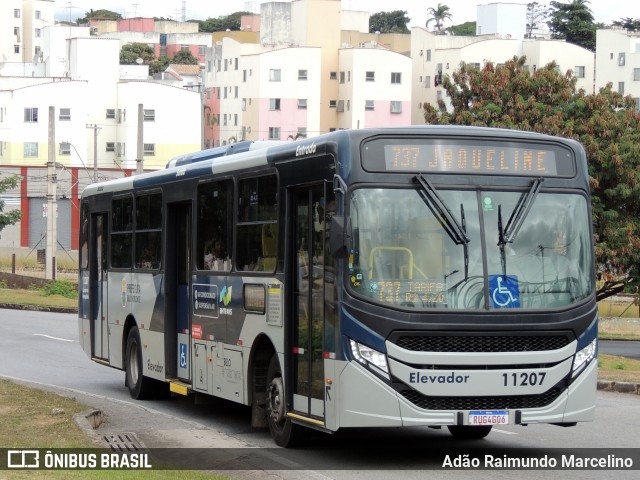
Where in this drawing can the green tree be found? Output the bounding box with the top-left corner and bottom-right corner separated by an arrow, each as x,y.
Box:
526,2 -> 550,38
426,3 -> 453,33
199,11 -> 252,32
171,50 -> 198,65
119,43 -> 155,65
369,10 -> 411,34
446,21 -> 476,36
76,9 -> 122,24
423,56 -> 640,299
548,0 -> 596,50
0,177 -> 23,232
149,56 -> 170,75
611,17 -> 640,30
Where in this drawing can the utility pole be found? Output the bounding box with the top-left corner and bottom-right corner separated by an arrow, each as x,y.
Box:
46,106 -> 57,280
136,103 -> 144,175
86,123 -> 101,181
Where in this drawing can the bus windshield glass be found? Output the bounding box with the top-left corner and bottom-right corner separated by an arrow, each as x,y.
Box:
347,188 -> 593,310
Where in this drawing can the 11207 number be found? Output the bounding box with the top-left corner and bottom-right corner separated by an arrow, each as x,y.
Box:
502,372 -> 546,387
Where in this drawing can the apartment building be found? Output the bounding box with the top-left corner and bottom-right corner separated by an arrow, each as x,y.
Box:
0,0 -> 54,63
596,28 -> 640,106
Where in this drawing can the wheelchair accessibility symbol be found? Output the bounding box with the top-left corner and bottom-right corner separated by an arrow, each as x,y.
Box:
489,275 -> 520,308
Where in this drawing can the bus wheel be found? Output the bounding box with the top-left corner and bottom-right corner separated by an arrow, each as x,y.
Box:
447,425 -> 492,439
266,354 -> 305,447
125,326 -> 154,400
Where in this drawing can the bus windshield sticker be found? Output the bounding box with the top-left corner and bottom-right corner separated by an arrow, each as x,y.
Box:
489,275 -> 520,308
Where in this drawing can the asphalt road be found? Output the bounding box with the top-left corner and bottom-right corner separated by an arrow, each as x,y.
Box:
599,339 -> 640,360
0,309 -> 639,480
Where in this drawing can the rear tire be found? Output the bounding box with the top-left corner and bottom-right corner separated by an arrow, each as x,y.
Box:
125,326 -> 155,399
447,425 -> 492,439
266,354 -> 305,447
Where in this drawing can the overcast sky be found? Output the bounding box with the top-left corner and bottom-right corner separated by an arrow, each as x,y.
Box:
55,0 -> 637,27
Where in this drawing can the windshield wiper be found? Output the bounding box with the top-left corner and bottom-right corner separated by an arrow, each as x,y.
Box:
415,174 -> 469,279
497,177 -> 544,276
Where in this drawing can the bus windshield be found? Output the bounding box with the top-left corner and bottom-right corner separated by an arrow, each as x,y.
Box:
347,187 -> 593,310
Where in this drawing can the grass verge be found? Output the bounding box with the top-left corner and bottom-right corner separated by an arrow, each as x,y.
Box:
0,379 -> 227,479
0,288 -> 77,311
597,354 -> 640,384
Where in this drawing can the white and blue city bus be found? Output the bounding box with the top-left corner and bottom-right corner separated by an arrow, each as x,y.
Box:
79,126 -> 597,446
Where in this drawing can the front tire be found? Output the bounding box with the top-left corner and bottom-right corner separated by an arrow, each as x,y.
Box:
266,354 -> 305,447
447,425 -> 492,439
125,326 -> 155,399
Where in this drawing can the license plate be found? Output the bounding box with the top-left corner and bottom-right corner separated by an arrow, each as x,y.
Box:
469,410 -> 509,425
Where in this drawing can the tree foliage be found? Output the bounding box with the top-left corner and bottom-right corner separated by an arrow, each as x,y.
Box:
199,11 -> 252,32
369,10 -> 410,34
120,43 -> 155,65
0,177 -> 23,232
423,57 -> 640,298
76,9 -> 122,24
426,3 -> 453,33
171,50 -> 198,65
446,21 -> 476,36
526,2 -> 549,38
611,17 -> 640,30
547,0 -> 596,50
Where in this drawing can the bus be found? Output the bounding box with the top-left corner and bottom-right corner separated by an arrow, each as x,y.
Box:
78,126 -> 597,446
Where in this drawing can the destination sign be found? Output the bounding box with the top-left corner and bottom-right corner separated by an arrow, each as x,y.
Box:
362,138 -> 574,177
383,144 -> 557,175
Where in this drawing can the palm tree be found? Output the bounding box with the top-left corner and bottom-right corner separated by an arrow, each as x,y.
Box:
426,3 -> 453,33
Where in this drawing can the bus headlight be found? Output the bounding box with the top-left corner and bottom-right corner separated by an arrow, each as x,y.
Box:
572,338 -> 597,378
350,339 -> 389,375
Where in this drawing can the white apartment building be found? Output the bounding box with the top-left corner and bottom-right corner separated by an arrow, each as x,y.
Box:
595,28 -> 640,105
411,31 -> 595,124
0,0 -> 54,63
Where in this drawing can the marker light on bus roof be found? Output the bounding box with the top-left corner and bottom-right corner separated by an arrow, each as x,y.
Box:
572,338 -> 597,378
350,339 -> 389,375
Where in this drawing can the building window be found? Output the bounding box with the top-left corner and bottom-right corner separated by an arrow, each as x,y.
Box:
574,66 -> 585,78
106,109 -> 115,119
234,114 -> 238,126
426,49 -> 431,61
391,72 -> 402,84
234,58 -> 238,70
35,10 -> 41,20
116,142 -> 126,157
269,69 -> 281,81
268,127 -> 280,140
297,99 -> 307,109
35,46 -> 41,55
242,98 -> 246,111
24,142 -> 38,157
634,69 -> 640,81
365,100 -> 374,111
297,127 -> 307,138
14,27 -> 20,36
340,71 -> 345,83
424,75 -> 431,88
59,142 -> 71,155
59,108 -> 71,121
234,86 -> 238,98
181,44 -> 189,51
143,109 -> 155,121
198,45 -> 206,56
618,81 -> 625,94
390,101 -> 402,113
619,53 -> 626,66
35,28 -> 42,38
298,69 -> 308,80
14,9 -> 20,18
329,100 -> 337,108
365,71 -> 375,82
329,71 -> 337,80
106,142 -> 115,152
24,108 -> 38,123
269,98 -> 281,111
143,143 -> 155,155
14,45 -> 20,54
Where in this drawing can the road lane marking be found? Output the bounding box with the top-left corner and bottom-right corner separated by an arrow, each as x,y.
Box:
32,334 -> 75,342
493,428 -> 518,435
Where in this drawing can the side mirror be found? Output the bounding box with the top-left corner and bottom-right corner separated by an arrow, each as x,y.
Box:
330,215 -> 348,258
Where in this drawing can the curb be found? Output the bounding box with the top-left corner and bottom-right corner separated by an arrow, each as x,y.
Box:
0,303 -> 77,314
597,380 -> 640,395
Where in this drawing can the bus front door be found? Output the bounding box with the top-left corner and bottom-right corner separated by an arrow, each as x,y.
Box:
292,184 -> 326,422
90,213 -> 108,360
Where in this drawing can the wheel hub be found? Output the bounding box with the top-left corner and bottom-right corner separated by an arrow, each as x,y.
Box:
267,377 -> 285,424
